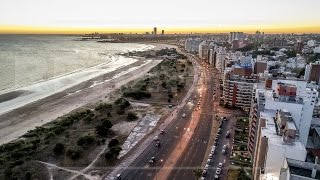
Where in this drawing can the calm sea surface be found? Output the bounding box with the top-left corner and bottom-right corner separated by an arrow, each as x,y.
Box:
0,35 -> 150,93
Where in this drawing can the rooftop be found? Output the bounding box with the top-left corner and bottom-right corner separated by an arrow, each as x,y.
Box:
260,109 -> 307,180
286,158 -> 320,179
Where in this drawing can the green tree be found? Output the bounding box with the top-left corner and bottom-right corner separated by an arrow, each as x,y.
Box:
193,168 -> 203,180
108,138 -> 119,148
127,112 -> 138,121
53,143 -> 64,156
104,151 -> 113,160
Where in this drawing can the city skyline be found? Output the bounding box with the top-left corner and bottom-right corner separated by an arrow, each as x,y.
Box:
1,0 -> 320,34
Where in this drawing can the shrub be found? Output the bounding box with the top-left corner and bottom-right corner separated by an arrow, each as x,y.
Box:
123,89 -> 151,100
25,172 -> 32,180
66,149 -> 81,160
95,103 -> 112,111
45,132 -> 55,139
108,139 -> 119,148
53,143 -> 64,156
77,135 -> 95,147
51,125 -> 65,135
83,116 -> 93,124
104,151 -> 113,160
110,146 -> 122,156
127,112 -> 138,121
102,119 -> 113,129
96,125 -> 109,137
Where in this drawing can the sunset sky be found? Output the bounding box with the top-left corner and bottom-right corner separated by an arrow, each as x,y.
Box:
1,0 -> 320,34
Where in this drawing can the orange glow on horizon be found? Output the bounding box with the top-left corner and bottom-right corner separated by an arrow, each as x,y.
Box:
1,24 -> 320,34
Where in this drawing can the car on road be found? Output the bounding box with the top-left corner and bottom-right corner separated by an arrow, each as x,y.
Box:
204,164 -> 209,170
207,159 -> 211,164
160,130 -> 165,134
202,170 -> 207,177
214,174 -> 219,179
153,136 -> 159,141
182,113 -> 186,118
149,157 -> 155,164
116,174 -> 121,180
223,116 -> 227,121
223,145 -> 227,150
225,131 -> 230,138
216,168 -> 221,175
218,162 -> 223,168
156,141 -> 160,147
209,154 -> 213,159
222,149 -> 226,155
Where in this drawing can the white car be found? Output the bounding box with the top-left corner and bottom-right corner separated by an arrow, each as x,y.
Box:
216,168 -> 221,175
223,145 -> 227,150
218,162 -> 223,168
204,164 -> 209,170
182,113 -> 186,118
202,170 -> 207,177
214,174 -> 219,179
211,146 -> 216,151
207,159 -> 211,164
153,136 -> 159,141
209,154 -> 213,159
211,149 -> 215,154
149,157 -> 155,164
222,149 -> 226,155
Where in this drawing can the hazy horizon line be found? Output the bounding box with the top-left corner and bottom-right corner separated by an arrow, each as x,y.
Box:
1,25 -> 320,35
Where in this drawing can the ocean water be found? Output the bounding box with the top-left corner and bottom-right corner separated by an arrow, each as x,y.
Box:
0,35 -> 151,93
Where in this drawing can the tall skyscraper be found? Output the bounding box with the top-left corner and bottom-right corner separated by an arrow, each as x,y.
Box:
161,30 -> 164,35
153,27 -> 157,35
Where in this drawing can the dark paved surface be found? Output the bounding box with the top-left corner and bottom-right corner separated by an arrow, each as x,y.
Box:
119,54 -> 243,180
120,55 -> 203,180
168,63 -> 214,180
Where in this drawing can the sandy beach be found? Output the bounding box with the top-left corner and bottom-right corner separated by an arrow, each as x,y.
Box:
0,43 -> 173,145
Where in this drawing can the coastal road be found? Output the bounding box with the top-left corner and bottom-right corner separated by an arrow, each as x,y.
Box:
168,61 -> 215,180
118,58 -> 202,179
117,54 -> 217,180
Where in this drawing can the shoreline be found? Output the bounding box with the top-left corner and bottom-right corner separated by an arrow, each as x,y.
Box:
0,43 -> 172,145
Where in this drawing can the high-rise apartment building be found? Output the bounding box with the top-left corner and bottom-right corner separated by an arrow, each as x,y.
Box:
184,38 -> 202,53
249,80 -> 318,157
214,47 -> 228,73
222,62 -> 258,111
304,61 -> 320,85
153,27 -> 157,35
229,32 -> 244,43
252,109 -> 307,180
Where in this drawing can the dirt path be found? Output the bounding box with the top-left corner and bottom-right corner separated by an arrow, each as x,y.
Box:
69,141 -> 111,180
37,161 -> 97,180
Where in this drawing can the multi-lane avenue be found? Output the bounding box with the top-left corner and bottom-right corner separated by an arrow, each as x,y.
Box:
112,50 -> 240,180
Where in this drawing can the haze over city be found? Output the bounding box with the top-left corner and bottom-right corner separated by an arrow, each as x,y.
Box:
1,0 -> 320,34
